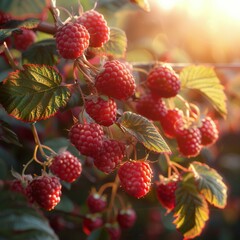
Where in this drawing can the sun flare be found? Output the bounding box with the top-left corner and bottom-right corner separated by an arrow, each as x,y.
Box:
156,0 -> 240,21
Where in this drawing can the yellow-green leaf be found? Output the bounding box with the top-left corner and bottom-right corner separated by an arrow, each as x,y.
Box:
118,111 -> 171,153
180,65 -> 227,118
0,64 -> 70,122
89,27 -> 127,58
191,161 -> 227,208
174,172 -> 209,239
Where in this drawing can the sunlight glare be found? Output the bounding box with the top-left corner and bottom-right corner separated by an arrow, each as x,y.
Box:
156,0 -> 240,21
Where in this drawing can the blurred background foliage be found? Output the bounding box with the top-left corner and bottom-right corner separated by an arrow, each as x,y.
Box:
1,0 -> 240,239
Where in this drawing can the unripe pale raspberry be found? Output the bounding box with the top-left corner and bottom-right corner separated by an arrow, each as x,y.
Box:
95,60 -> 136,100
118,160 -> 153,198
136,93 -> 167,121
85,97 -> 117,126
87,192 -> 107,213
55,21 -> 90,59
147,64 -> 181,98
77,10 -> 110,47
49,151 -> 82,183
199,116 -> 219,146
176,126 -> 202,157
93,140 -> 125,174
160,108 -> 184,138
13,29 -> 36,51
69,122 -> 104,157
27,175 -> 62,211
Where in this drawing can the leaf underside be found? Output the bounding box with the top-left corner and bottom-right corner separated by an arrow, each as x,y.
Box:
118,111 -> 171,153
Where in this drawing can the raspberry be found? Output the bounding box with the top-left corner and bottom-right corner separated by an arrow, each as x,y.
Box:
10,179 -> 26,195
82,214 -> 103,235
49,151 -> 82,183
176,126 -> 202,157
136,93 -> 167,121
69,122 -> 104,157
0,11 -> 11,27
155,175 -> 178,211
77,10 -> 110,48
160,108 -> 184,138
13,29 -> 36,51
55,21 -> 90,59
85,96 -> 117,126
118,160 -> 153,198
147,64 -> 181,98
117,208 -> 137,229
27,175 -> 62,211
95,60 -> 136,100
93,140 -> 125,174
105,222 -> 121,240
87,192 -> 107,213
199,116 -> 219,146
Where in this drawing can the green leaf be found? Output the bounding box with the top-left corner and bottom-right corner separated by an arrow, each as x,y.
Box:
174,172 -> 209,239
89,27 -> 127,58
190,161 -> 227,208
22,39 -> 58,65
130,0 -> 150,12
180,65 -> 227,118
0,0 -> 47,19
0,64 -> 71,122
0,18 -> 40,42
0,190 -> 58,240
0,120 -> 22,146
118,111 -> 171,153
87,228 -> 109,240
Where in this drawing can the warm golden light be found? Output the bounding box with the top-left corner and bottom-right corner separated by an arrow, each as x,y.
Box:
156,0 -> 240,21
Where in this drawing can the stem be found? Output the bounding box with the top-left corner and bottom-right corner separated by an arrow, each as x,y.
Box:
3,42 -> 19,70
132,67 -> 149,76
31,123 -> 47,159
164,153 -> 180,175
22,158 -> 34,175
107,176 -> 119,221
98,182 -> 116,196
171,161 -> 189,172
33,145 -> 45,165
37,21 -> 57,34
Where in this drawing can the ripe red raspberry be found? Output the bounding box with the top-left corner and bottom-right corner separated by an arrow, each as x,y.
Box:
87,192 -> 107,213
136,93 -> 167,121
82,214 -> 103,235
27,175 -> 62,211
95,60 -> 136,100
93,140 -> 125,174
117,208 -> 137,229
160,108 -> 184,138
55,21 -> 90,59
13,29 -> 36,51
77,10 -> 110,47
105,222 -> 121,240
155,175 -> 178,211
0,11 -> 11,26
147,64 -> 181,98
199,116 -> 219,146
176,126 -> 202,157
49,151 -> 82,183
69,122 -> 104,157
85,96 -> 117,126
118,160 -> 153,198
